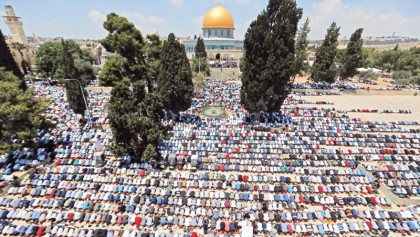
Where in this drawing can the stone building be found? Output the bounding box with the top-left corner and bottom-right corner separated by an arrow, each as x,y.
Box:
181,3 -> 244,67
2,5 -> 35,69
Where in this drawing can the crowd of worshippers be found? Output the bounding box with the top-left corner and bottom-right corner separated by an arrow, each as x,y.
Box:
0,83 -> 111,176
348,109 -> 412,114
291,91 -> 342,96
365,162 -> 420,198
292,82 -> 358,90
0,80 -> 419,236
284,99 -> 334,105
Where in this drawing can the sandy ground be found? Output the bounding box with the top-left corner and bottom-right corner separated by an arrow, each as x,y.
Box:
294,95 -> 420,123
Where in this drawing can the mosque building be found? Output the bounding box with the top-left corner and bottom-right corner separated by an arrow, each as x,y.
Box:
181,3 -> 244,67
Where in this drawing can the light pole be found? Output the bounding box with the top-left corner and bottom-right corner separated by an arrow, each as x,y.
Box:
63,79 -> 90,121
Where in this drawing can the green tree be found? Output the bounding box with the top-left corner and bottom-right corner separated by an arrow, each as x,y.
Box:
395,47 -> 420,74
35,41 -> 61,79
373,49 -> 402,72
361,47 -> 376,68
108,78 -> 137,156
294,18 -> 310,77
144,34 -> 163,90
192,37 -> 210,76
372,47 -> 420,85
0,30 -> 25,89
35,40 -> 94,80
139,92 -> 165,125
340,28 -> 364,79
191,57 -> 210,76
195,37 -> 207,58
334,48 -> 346,64
100,13 -> 150,89
141,144 -> 160,162
74,54 -> 96,85
240,0 -> 302,113
392,70 -> 411,80
192,72 -> 206,92
108,79 -> 165,160
61,40 -> 77,79
358,70 -> 379,80
98,55 -> 127,86
157,33 -> 194,115
310,22 -> 341,83
60,40 -> 94,117
412,76 -> 420,85
0,68 -> 48,153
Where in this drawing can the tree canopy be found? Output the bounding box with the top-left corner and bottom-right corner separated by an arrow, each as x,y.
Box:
373,49 -> 403,73
100,13 -> 168,161
60,39 -> 93,117
310,22 -> 341,83
143,34 -> 163,90
358,70 -> 379,80
192,37 -> 211,76
0,67 -> 48,153
108,79 -> 165,161
240,0 -> 302,113
157,33 -> 194,114
294,18 -> 310,77
35,40 -> 93,80
340,28 -> 364,79
0,29 -> 25,89
98,55 -> 127,86
191,57 -> 211,76
366,47 -> 419,85
195,37 -> 207,58
100,13 -> 149,88
192,72 -> 206,92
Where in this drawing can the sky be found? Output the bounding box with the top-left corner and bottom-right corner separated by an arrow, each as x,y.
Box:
0,0 -> 419,41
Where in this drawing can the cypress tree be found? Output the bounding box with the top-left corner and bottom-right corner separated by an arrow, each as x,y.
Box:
157,33 -> 194,115
108,78 -> 137,157
294,18 -> 310,77
144,34 -> 163,90
192,37 -> 210,76
310,22 -> 341,83
61,39 -> 88,117
0,30 -> 25,89
108,78 -> 165,160
241,0 -> 302,113
195,37 -> 207,58
340,28 -> 364,79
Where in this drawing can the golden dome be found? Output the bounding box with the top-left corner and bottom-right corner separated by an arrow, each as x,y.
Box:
202,5 -> 235,29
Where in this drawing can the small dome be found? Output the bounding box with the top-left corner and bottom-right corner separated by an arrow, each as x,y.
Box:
202,5 -> 235,29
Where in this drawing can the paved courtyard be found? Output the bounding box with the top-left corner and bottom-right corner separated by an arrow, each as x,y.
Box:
0,79 -> 419,237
